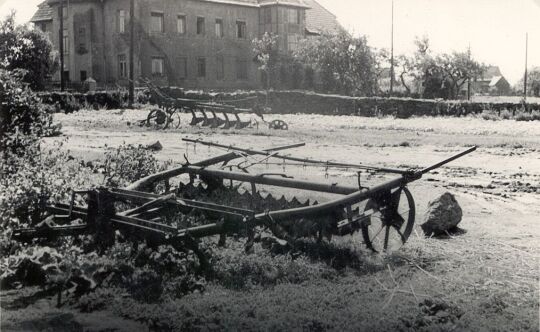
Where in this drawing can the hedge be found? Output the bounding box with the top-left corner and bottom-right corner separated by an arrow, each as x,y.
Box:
40,88 -> 540,119
261,91 -> 540,118
38,90 -> 149,113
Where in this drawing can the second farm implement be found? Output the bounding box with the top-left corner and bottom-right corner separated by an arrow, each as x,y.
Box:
141,81 -> 287,130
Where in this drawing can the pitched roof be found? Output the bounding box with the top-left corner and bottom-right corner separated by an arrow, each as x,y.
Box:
30,1 -> 53,23
303,0 -> 343,34
258,0 -> 310,7
489,76 -> 504,87
482,66 -> 502,79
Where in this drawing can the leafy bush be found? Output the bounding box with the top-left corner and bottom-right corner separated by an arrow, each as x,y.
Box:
0,13 -> 58,90
213,241 -> 337,289
102,143 -> 163,188
0,69 -> 54,154
515,110 -> 540,121
0,143 -> 98,250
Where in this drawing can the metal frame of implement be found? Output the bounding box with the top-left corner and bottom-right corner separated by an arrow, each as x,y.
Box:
12,143 -> 476,255
141,79 -> 286,130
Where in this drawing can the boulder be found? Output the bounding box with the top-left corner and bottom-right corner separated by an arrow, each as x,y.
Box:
146,140 -> 163,151
421,192 -> 463,236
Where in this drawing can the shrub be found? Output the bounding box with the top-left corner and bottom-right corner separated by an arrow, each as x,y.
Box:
515,110 -> 540,121
102,143 -> 163,188
0,69 -> 54,155
213,242 -> 337,289
0,143 -> 98,250
0,13 -> 58,90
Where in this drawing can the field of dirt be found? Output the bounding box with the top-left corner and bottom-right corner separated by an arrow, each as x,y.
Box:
2,109 -> 539,331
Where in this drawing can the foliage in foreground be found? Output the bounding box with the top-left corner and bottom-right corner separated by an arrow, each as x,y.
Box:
0,69 -> 54,155
0,12 -> 58,90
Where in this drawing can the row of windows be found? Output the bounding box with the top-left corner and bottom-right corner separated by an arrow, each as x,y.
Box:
117,55 -> 249,80
118,10 -> 248,39
262,7 -> 301,25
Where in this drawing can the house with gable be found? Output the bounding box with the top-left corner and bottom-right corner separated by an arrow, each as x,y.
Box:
30,0 -> 342,89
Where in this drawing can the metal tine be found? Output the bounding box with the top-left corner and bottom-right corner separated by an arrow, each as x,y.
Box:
222,112 -> 232,129
210,110 -> 224,128
189,109 -> 204,126
201,109 -> 212,126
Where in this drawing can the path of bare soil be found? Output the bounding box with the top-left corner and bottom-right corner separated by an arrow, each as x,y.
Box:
2,109 -> 539,331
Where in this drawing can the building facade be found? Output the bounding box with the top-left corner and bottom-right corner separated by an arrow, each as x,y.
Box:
31,0 -> 339,90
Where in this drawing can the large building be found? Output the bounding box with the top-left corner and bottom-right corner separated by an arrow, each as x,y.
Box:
31,0 -> 341,89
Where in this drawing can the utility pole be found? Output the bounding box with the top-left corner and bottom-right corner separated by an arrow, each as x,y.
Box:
389,0 -> 394,95
59,0 -> 65,91
467,43 -> 471,101
523,32 -> 528,101
129,0 -> 135,107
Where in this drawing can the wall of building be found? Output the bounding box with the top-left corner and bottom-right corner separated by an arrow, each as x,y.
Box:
45,0 -> 307,89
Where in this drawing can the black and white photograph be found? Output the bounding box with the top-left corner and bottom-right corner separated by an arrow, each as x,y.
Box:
0,0 -> 539,331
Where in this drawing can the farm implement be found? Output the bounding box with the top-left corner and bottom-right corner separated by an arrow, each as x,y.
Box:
12,141 -> 476,264
140,80 -> 287,130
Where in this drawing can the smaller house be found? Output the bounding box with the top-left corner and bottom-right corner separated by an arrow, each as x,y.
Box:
473,66 -> 510,96
487,76 -> 511,96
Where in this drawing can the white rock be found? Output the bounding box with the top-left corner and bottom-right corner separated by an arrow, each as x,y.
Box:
421,192 -> 463,236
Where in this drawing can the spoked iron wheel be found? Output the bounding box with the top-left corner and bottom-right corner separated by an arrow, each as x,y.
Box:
361,186 -> 415,253
165,111 -> 182,129
146,108 -> 168,128
269,119 -> 288,130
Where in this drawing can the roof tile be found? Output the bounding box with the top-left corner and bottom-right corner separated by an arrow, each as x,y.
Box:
30,1 -> 53,23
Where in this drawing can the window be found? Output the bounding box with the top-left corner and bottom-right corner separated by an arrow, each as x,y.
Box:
263,7 -> 272,24
150,12 -> 164,33
215,19 -> 223,38
118,54 -> 128,78
177,15 -> 186,34
80,70 -> 87,82
287,34 -> 299,52
177,57 -> 187,79
216,56 -> 224,80
236,59 -> 248,80
196,17 -> 205,35
63,29 -> 69,55
63,71 -> 70,82
119,10 -> 126,33
236,21 -> 246,39
197,58 -> 206,78
78,27 -> 86,52
38,22 -> 47,32
288,8 -> 300,24
152,57 -> 164,76
62,6 -> 68,20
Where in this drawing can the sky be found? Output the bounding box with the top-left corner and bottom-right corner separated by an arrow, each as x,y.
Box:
1,0 -> 538,84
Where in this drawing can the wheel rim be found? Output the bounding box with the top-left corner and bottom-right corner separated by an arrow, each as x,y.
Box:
147,109 -> 167,127
270,120 -> 288,130
165,112 -> 181,129
361,186 -> 415,253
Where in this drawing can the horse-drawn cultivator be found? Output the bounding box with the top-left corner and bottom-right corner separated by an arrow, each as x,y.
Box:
13,141 -> 476,265
140,81 -> 287,130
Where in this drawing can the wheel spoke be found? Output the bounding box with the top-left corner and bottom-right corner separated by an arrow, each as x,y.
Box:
383,225 -> 391,250
371,225 -> 385,240
392,224 -> 407,244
